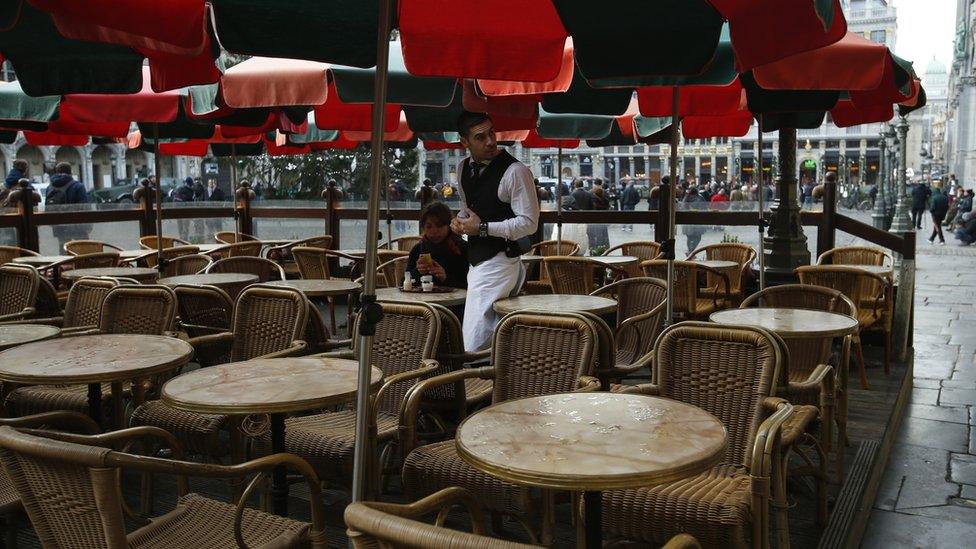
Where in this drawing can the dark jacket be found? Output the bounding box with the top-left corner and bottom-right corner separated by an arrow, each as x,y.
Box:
570,187 -> 593,210
206,187 -> 225,201
911,184 -> 931,210
173,183 -> 195,202
4,168 -> 24,189
406,235 -> 469,289
591,192 -> 609,210
621,185 -> 640,208
47,173 -> 88,204
930,190 -> 949,219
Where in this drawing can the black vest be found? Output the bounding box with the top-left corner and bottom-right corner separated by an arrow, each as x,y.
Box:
460,150 -> 519,266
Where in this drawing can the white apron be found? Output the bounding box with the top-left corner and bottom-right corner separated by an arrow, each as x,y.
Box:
462,252 -> 525,352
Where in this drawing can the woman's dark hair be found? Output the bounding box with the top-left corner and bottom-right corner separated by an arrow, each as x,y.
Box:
420,201 -> 453,227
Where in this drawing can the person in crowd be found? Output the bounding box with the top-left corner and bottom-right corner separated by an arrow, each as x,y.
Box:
415,177 -> 438,208
952,188 -> 973,226
406,201 -> 469,288
172,177 -> 196,242
910,180 -> 932,230
928,185 -> 949,245
681,187 -> 707,254
0,159 -> 28,206
955,211 -> 976,246
534,178 -> 552,203
47,162 -> 91,251
451,111 -> 539,352
191,177 -> 207,240
621,179 -> 640,231
588,184 -> 610,249
570,178 -> 593,210
800,175 -> 815,208
709,187 -> 729,211
204,178 -> 225,238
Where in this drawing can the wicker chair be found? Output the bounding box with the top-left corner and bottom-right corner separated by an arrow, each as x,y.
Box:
0,264 -> 39,322
590,277 -> 668,388
163,254 -> 213,277
210,241 -> 263,258
522,239 -> 581,294
796,265 -> 891,383
30,277 -> 61,321
63,240 -> 123,256
0,425 -> 327,549
641,260 -> 731,320
0,246 -> 39,265
346,487 -> 702,549
131,285 -> 309,460
401,311 -> 602,544
291,246 -> 360,334
609,322 -> 794,549
214,231 -> 258,244
687,243 -> 757,305
302,305 -> 349,355
273,301 -> 441,498
17,277 -> 119,334
42,253 -> 121,293
543,256 -> 600,295
377,255 -> 409,289
206,256 -> 285,282
174,284 -> 234,338
5,285 -> 177,424
138,235 -> 191,249
602,241 -> 662,277
385,235 -> 423,252
137,246 -> 200,269
816,246 -> 893,268
266,235 -> 333,277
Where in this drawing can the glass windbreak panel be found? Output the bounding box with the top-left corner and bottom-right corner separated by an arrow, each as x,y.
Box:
39,220 -> 141,256
251,199 -> 323,209
161,217 -> 236,245
39,201 -> 140,213
253,217 -> 328,241
0,227 -> 16,247
339,219 -> 421,251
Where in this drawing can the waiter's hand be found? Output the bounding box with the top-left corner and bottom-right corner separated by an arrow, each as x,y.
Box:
452,210 -> 482,236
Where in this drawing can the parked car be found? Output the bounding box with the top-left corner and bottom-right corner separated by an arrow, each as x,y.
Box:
91,180 -> 176,204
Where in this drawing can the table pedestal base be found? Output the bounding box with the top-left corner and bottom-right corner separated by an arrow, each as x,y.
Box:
583,490 -> 602,548
87,383 -> 102,427
270,413 -> 288,516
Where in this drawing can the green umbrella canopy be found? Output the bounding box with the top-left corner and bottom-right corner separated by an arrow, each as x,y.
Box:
536,107 -> 614,140
402,85 -> 465,133
0,81 -> 60,129
330,43 -> 457,106
0,2 -> 143,96
542,70 -> 632,116
287,113 -> 341,145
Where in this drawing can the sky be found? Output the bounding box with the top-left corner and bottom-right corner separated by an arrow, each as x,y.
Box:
893,0 -> 957,72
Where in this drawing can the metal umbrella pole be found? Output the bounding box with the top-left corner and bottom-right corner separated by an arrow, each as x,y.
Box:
152,124 -> 164,272
351,0 -> 393,504
757,119 -> 767,290
664,88 -> 680,325
385,166 -> 393,248
231,143 -> 241,241
556,145 -> 563,247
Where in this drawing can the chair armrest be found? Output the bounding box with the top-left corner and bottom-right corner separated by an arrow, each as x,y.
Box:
325,250 -> 364,263
311,349 -> 356,360
614,383 -> 660,396
438,348 -> 491,364
1,316 -> 64,327
0,307 -> 35,322
597,350 -> 654,381
0,410 -> 100,434
614,302 -> 665,361
375,359 -> 441,419
320,339 -> 353,351
59,326 -> 100,337
750,399 -> 793,482
253,340 -> 307,360
189,332 -> 235,365
400,366 -> 495,456
575,376 -> 602,392
787,364 -> 835,404
347,487 -> 488,535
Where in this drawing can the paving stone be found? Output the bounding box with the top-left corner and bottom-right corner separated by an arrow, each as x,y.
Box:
914,378 -> 942,389
943,379 -> 976,389
862,509 -> 976,548
912,387 -> 941,405
915,341 -> 960,361
962,484 -> 976,500
894,502 -> 976,526
896,416 -> 969,453
950,453 -> 976,485
906,403 -> 970,424
952,365 -> 976,382
942,388 -> 976,407
876,443 -> 955,510
915,359 -> 954,380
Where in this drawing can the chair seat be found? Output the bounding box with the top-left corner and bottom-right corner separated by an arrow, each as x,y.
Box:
277,410 -> 399,485
602,464 -> 753,547
690,297 -> 728,317
856,309 -> 882,328
464,378 -> 493,408
130,400 -> 229,457
5,383 -> 115,419
402,440 -> 532,515
780,404 -> 820,448
0,467 -> 20,515
520,281 -> 552,295
127,493 -> 311,549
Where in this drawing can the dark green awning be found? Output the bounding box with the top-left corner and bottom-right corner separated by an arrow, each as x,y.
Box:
537,108 -> 614,140
542,70 -> 632,116
330,44 -> 457,106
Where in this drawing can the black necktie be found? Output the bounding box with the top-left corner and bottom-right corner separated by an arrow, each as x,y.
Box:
471,161 -> 484,179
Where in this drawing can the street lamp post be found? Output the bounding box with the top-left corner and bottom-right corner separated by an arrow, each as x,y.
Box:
872,127 -> 888,229
889,116 -> 912,235
886,127 -> 898,225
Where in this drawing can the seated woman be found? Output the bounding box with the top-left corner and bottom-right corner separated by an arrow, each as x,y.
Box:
406,202 -> 469,288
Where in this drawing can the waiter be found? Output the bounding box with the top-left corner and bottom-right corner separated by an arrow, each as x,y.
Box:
451,111 -> 539,351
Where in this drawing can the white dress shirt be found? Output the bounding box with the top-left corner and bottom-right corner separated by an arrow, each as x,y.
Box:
457,156 -> 540,241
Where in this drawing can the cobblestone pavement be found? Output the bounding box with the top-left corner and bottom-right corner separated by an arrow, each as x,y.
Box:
862,240 -> 976,548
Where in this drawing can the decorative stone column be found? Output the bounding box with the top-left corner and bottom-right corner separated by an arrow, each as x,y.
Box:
873,128 -> 888,229
763,127 -> 810,282
889,116 -> 913,234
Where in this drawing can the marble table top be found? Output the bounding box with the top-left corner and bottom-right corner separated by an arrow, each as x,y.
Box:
265,279 -> 361,297
12,255 -> 72,266
61,267 -> 159,281
692,259 -> 739,270
0,324 -> 61,351
158,273 -> 259,288
493,294 -> 617,316
377,286 -> 467,306
710,307 -> 859,338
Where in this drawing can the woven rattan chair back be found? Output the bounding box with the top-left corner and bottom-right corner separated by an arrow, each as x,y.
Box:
211,241 -> 263,258
795,265 -> 886,327
68,252 -> 120,270
604,241 -> 661,277
529,240 -> 580,283
99,285 -> 177,335
377,256 -> 408,289
543,257 -> 597,295
817,245 -> 892,267
230,285 -> 309,362
64,240 -> 120,256
34,277 -> 61,318
174,284 -> 234,338
741,284 -> 856,383
489,311 -> 597,404
292,246 -> 332,279
351,300 -> 440,413
641,260 -> 697,315
0,426 -> 125,549
163,254 -> 212,277
267,236 -> 333,263
138,235 -> 190,250
594,277 -> 668,364
420,304 -> 467,404
579,311 -> 615,376
141,246 -> 200,269
688,243 -> 756,296
389,235 -> 423,252
303,305 -> 333,354
63,277 -> 119,330
654,322 -> 784,467
0,264 -> 39,318
207,256 -> 285,282
214,231 -> 258,245
0,246 -> 39,265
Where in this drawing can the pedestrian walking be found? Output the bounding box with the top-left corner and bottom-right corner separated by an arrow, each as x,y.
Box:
928,185 -> 949,244
911,181 -> 932,230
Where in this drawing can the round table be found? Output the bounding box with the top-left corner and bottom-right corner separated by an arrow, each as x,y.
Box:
196,243 -> 223,253
61,267 -> 159,283
119,249 -> 154,261
589,255 -> 639,267
846,264 -> 893,276
265,278 -> 362,297
520,255 -> 543,265
457,393 -> 727,547
158,273 -> 259,299
692,259 -> 739,270
0,334 -> 193,427
709,307 -> 858,338
493,294 -> 617,316
12,255 -> 71,267
162,357 -> 383,516
0,324 -> 61,352
377,286 -> 467,307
